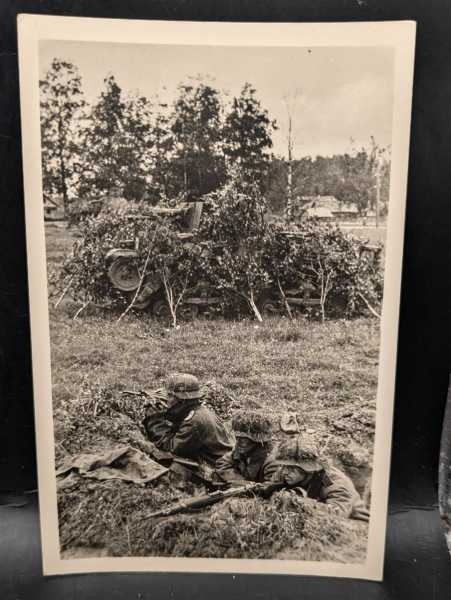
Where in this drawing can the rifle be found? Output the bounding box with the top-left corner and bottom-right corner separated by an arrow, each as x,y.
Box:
144,480 -> 284,520
121,388 -> 168,413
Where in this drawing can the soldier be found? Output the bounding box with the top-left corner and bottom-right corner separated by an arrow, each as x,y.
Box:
268,437 -> 370,521
215,412 -> 277,484
144,373 -> 233,466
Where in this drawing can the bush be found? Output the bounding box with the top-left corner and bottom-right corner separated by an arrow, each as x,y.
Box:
57,171 -> 383,320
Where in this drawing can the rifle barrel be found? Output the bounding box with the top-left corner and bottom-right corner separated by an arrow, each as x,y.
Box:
144,481 -> 275,520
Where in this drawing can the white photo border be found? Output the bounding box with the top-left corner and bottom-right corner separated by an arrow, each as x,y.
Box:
17,15 -> 416,579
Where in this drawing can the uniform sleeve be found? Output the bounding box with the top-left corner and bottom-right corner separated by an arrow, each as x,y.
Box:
321,468 -> 361,518
169,418 -> 203,457
215,452 -> 247,483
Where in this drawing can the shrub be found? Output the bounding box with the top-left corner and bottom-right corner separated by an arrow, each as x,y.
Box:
57,170 -> 383,321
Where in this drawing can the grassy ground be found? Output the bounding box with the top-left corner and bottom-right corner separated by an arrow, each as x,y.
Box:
45,223 -> 380,562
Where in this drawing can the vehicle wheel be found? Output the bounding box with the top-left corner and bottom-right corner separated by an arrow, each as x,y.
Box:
108,258 -> 140,292
178,303 -> 199,321
260,298 -> 281,317
201,305 -> 220,320
152,299 -> 171,320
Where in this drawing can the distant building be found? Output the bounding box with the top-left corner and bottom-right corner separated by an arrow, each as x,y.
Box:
43,196 -> 65,221
304,206 -> 334,220
294,195 -> 359,222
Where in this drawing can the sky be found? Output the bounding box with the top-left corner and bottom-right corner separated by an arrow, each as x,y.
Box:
40,40 -> 394,159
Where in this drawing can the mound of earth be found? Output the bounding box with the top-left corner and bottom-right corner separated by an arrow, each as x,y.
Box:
328,404 -> 376,446
58,475 -> 367,561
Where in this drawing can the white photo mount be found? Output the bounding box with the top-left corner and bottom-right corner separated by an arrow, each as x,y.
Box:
18,15 -> 415,579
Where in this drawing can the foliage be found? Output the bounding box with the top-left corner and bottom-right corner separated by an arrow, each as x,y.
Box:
57,164 -> 382,322
39,58 -> 86,214
223,83 -> 277,188
169,80 -> 226,201
198,172 -> 272,321
266,141 -> 391,217
58,205 -> 203,324
79,76 -> 155,198
263,219 -> 384,319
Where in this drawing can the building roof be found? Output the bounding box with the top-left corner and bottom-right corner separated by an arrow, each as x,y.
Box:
300,195 -> 358,215
305,206 -> 334,219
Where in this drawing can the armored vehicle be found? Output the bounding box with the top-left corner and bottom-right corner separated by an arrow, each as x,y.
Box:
104,203 -> 380,319
105,202 -> 223,316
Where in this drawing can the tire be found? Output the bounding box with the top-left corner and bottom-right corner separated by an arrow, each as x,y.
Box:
107,258 -> 140,292
152,299 -> 171,320
178,303 -> 199,321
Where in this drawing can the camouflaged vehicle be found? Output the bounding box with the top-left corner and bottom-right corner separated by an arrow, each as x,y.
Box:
104,202 -> 381,318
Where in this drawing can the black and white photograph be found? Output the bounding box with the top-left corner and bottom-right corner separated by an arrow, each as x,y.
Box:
18,17 -> 415,578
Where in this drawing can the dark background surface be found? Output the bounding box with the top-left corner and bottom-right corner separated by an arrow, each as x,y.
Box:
1,0 -> 450,598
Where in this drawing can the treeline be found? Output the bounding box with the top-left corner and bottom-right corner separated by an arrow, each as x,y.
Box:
40,58 -> 390,217
40,59 -> 276,214
266,149 -> 390,216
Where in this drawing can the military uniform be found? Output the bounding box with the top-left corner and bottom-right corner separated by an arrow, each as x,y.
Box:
268,437 -> 370,521
214,412 -> 275,483
162,404 -> 233,465
144,374 -> 233,466
215,447 -> 277,483
311,465 -> 369,521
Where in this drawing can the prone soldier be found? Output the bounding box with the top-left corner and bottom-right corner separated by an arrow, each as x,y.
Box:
268,437 -> 370,521
215,411 -> 276,484
143,373 -> 234,466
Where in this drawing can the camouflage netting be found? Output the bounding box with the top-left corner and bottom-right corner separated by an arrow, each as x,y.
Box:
231,411 -> 273,442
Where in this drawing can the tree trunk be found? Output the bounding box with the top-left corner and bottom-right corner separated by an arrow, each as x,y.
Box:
57,116 -> 68,217
248,289 -> 263,323
285,115 -> 293,222
277,278 -> 293,320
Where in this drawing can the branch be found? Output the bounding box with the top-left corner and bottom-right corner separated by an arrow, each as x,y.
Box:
173,272 -> 190,313
73,300 -> 90,320
356,291 -> 381,319
116,227 -> 158,323
276,278 -> 293,319
54,274 -> 74,308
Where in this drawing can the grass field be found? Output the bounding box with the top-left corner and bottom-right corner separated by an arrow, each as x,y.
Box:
45,223 -> 380,562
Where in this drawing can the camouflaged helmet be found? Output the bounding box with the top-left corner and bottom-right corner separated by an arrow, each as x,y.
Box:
231,411 -> 272,443
274,437 -> 324,473
165,373 -> 204,400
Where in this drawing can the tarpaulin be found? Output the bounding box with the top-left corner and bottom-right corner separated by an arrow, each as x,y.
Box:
56,446 -> 168,487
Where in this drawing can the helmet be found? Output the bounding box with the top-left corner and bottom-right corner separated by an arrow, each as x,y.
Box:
165,373 -> 204,400
274,437 -> 324,473
231,411 -> 272,444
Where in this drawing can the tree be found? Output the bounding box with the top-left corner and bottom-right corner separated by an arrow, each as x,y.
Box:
40,58 -> 86,215
79,76 -> 154,198
199,169 -> 271,321
79,75 -> 125,196
283,90 -> 301,221
145,103 -> 176,204
223,83 -> 277,188
169,80 -> 226,201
